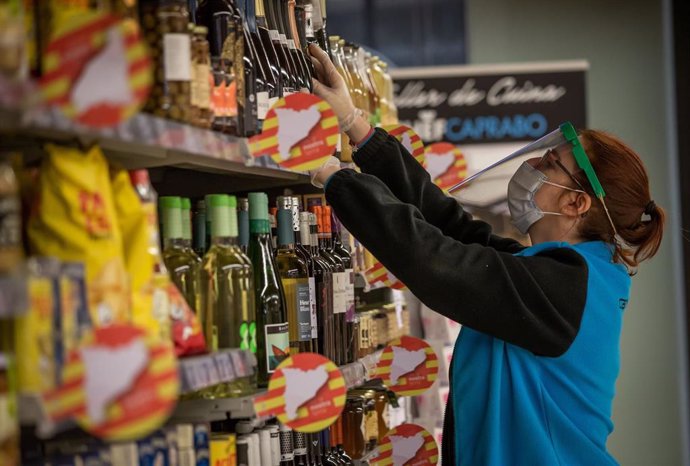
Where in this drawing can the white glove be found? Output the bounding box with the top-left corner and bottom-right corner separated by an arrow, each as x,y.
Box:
309,156 -> 342,189
308,44 -> 358,130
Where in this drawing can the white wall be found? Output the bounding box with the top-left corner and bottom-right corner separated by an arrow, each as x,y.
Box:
465,0 -> 688,464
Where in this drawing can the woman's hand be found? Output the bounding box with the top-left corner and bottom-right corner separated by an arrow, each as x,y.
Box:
309,156 -> 342,189
308,44 -> 371,143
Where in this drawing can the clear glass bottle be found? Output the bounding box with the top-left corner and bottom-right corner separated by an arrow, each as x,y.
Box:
249,192 -> 289,387
200,194 -> 257,397
160,196 -> 202,318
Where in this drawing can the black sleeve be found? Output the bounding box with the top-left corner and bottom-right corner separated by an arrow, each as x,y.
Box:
325,169 -> 589,357
352,128 -> 524,254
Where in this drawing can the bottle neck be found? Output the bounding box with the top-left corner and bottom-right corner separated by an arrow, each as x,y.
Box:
162,207 -> 184,243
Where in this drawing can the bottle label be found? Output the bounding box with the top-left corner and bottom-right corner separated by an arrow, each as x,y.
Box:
196,63 -> 212,109
268,96 -> 279,111
295,282 -> 312,342
281,453 -> 295,461
265,322 -> 290,372
212,71 -> 226,118
308,277 -> 318,339
240,321 -> 257,353
257,91 -> 270,120
336,133 -> 342,152
345,268 -> 356,322
332,271 -> 347,314
279,33 -> 288,45
287,39 -> 296,50
163,33 -> 192,81
269,29 -> 280,42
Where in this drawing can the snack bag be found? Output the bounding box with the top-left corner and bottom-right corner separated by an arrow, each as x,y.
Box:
27,143 -> 129,326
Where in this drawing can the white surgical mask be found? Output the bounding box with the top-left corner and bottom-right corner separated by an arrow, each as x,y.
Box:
507,162 -> 585,234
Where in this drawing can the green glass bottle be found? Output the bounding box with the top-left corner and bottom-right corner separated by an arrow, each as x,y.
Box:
275,197 -> 312,355
201,194 -> 257,397
181,197 -> 194,250
160,196 -> 202,318
249,192 -> 289,387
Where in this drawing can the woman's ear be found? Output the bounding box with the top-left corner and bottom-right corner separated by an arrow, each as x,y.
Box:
561,191 -> 592,218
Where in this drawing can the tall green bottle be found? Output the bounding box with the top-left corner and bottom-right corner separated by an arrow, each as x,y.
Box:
201,194 -> 257,397
181,197 -> 194,250
275,196 -> 312,355
249,192 -> 289,387
160,196 -> 202,316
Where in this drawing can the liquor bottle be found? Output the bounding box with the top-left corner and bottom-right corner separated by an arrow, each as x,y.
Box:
379,58 -> 398,124
275,197 -> 312,355
326,207 -> 355,364
242,0 -> 277,124
280,0 -> 311,92
310,0 -> 331,59
280,425 -> 296,466
200,194 -> 257,397
293,430 -> 308,466
160,196 -> 202,316
264,0 -> 298,94
269,207 -> 279,250
238,197 -> 250,254
193,199 -> 207,256
313,206 -> 346,366
249,192 -> 289,387
200,8 -> 233,132
367,56 -> 392,126
232,5 -> 260,136
306,212 -> 334,362
181,197 -> 194,249
339,39 -> 371,122
272,0 -> 305,92
255,0 -> 285,102
352,44 -> 379,126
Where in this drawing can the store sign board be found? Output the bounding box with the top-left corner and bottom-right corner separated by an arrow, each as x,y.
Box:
391,61 -> 587,144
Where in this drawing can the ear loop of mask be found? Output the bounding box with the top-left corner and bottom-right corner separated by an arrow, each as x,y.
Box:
538,180 -> 587,217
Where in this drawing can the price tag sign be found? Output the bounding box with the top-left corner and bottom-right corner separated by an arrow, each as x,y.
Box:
253,353 -> 345,433
373,336 -> 439,397
248,93 -> 340,171
370,424 -> 438,466
230,350 -> 247,378
424,142 -> 468,192
213,352 -> 236,382
380,124 -> 426,167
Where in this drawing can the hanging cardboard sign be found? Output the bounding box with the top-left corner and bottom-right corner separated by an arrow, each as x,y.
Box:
253,353 -> 346,433
374,336 -> 438,397
370,423 -> 439,466
381,124 -> 426,167
41,324 -> 179,441
248,93 -> 340,172
424,142 -> 468,192
39,12 -> 152,128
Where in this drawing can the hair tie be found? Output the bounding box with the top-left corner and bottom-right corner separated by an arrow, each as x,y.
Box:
644,200 -> 656,216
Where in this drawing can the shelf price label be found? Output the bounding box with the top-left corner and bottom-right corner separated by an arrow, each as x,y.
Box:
373,336 -> 439,397
370,424 -> 438,466
424,142 -> 468,192
253,353 -> 345,433
213,352 -> 237,382
248,93 -> 340,172
380,124 -> 427,167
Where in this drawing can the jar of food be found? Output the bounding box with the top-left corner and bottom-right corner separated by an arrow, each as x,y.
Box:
139,0 -> 192,122
374,388 -> 391,442
342,396 -> 366,459
190,25 -> 213,128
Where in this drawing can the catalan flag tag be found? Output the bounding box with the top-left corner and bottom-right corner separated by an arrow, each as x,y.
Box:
370,423 -> 439,466
373,336 -> 439,398
381,124 -> 427,167
425,142 -> 468,192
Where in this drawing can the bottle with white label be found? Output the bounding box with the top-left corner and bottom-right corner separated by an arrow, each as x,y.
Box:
264,0 -> 298,95
329,209 -> 356,364
277,0 -> 311,92
243,0 -> 278,125
249,192 -> 289,387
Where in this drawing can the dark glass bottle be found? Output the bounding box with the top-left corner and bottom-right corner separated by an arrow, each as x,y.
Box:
249,192 -> 289,387
238,197 -> 250,254
255,0 -> 285,101
265,0 -> 298,94
310,0 -> 332,59
311,206 -> 345,366
278,0 -> 310,92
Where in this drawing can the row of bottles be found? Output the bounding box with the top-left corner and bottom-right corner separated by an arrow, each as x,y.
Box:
157,192 -> 358,396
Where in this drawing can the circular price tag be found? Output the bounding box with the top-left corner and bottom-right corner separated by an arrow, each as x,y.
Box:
374,336 -> 438,397
371,424 -> 439,466
248,93 -> 339,171
41,324 -> 179,441
381,124 -> 426,167
253,353 -> 346,433
425,142 -> 468,192
39,12 -> 152,127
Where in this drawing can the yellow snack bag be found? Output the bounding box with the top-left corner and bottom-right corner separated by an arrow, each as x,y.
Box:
111,167 -> 171,341
27,143 -> 130,326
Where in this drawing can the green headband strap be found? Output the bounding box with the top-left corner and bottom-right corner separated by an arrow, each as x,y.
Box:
560,122 -> 606,199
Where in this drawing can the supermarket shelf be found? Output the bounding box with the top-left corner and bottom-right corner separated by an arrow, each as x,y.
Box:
0,108 -> 311,193
178,348 -> 257,394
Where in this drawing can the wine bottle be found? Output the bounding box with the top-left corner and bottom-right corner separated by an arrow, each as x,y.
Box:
305,212 -> 334,362
265,0 -> 298,94
193,199 -> 207,257
160,196 -> 202,317
281,0 -> 311,92
249,192 -> 289,387
243,0 -> 278,123
326,207 -> 355,364
238,197 -> 250,254
275,197 -> 312,355
310,0 -> 332,59
280,424 -> 296,466
352,44 -> 379,126
255,0 -> 285,102
181,197 -> 194,249
312,206 -> 346,366
200,194 -> 257,397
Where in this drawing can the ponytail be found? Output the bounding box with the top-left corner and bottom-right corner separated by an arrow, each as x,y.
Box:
576,130 -> 665,274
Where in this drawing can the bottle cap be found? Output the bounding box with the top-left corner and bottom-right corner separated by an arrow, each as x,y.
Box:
159,196 -> 182,209
128,169 -> 149,186
160,196 -> 183,240
277,208 -> 295,246
248,192 -> 269,220
207,194 -> 231,207
239,198 -> 249,211
181,197 -> 192,210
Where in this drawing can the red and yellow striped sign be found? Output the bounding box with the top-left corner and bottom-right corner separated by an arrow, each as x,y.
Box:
39,12 -> 152,127
381,124 -> 426,167
373,336 -> 438,397
371,424 -> 438,466
425,142 -> 468,192
253,353 -> 346,433
364,259 -> 406,291
248,93 -> 340,172
41,324 -> 179,441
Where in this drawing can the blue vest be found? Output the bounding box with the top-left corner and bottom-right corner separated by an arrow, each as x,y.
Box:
452,241 -> 631,465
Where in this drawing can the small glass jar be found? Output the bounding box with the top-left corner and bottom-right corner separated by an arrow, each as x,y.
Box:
342,396 -> 366,459
190,25 -> 213,128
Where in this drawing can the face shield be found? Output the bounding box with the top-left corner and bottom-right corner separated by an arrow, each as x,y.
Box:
448,122 -> 616,236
